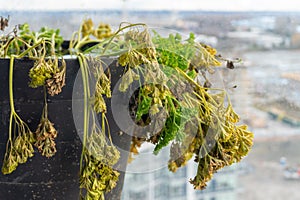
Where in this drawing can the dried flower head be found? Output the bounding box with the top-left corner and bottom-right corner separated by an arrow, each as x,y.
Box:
46,59 -> 66,96
35,116 -> 58,158
1,130 -> 35,174
29,59 -> 53,88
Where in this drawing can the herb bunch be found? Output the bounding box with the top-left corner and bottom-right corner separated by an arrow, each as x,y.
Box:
1,112 -> 36,174
88,57 -> 111,114
77,55 -> 120,200
28,47 -> 66,96
80,123 -> 120,200
34,88 -> 58,158
113,25 -> 253,189
1,20 -> 62,174
1,56 -> 36,175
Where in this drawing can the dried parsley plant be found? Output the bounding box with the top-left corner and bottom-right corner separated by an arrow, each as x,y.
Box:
79,119 -> 120,200
104,24 -> 254,190
0,16 -> 253,198
74,21 -> 253,191
77,55 -> 120,200
0,22 -> 64,173
1,55 -> 36,174
34,87 -> 58,158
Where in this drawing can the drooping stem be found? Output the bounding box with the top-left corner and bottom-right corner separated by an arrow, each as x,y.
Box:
43,86 -> 48,119
9,55 -> 16,114
7,43 -> 42,145
78,53 -> 90,174
103,113 -> 114,146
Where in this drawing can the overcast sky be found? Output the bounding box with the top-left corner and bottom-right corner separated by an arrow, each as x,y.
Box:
0,0 -> 300,11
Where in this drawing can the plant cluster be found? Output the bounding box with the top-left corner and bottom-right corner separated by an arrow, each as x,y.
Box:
0,17 -> 253,199
76,54 -> 120,199
113,24 -> 253,189
80,122 -> 120,200
0,21 -> 62,174
34,89 -> 58,158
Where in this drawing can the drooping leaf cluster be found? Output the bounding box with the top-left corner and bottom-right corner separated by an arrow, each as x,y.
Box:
34,93 -> 58,158
80,124 -> 120,200
114,25 -> 253,189
77,55 -> 121,200
1,118 -> 35,174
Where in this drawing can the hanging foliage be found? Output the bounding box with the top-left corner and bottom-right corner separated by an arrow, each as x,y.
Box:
0,17 -> 253,199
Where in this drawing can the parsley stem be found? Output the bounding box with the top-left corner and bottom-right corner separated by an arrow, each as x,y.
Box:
78,53 -> 89,174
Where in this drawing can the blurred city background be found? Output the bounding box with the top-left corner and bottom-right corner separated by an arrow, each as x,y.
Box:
1,1 -> 300,199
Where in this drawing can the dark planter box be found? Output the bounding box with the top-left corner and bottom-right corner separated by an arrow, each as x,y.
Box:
0,58 -> 131,200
